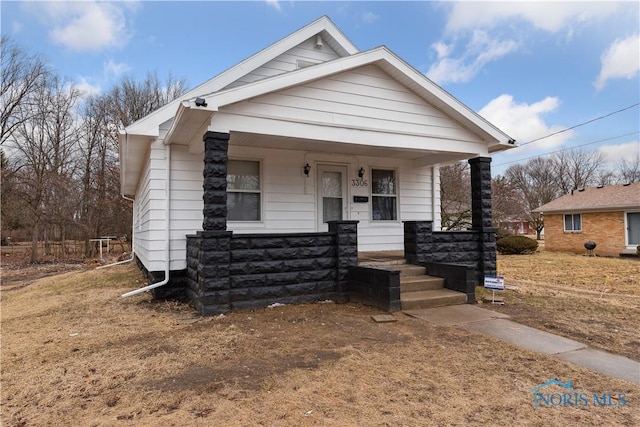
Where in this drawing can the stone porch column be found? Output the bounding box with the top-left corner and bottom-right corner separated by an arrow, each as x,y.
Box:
468,157 -> 497,278
192,131 -> 232,314
202,131 -> 230,231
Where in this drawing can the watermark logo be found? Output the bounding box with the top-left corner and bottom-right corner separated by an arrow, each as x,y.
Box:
530,379 -> 627,409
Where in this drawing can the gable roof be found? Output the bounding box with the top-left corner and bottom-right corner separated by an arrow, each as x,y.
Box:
166,46 -> 515,150
534,182 -> 640,213
124,16 -> 357,137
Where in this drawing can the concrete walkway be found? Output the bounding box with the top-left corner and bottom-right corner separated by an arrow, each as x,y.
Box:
405,305 -> 640,385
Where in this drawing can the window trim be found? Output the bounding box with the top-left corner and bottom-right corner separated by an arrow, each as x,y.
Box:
226,158 -> 263,223
563,213 -> 582,232
370,168 -> 399,222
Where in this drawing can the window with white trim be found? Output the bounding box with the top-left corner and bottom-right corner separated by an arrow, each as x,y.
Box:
564,213 -> 581,231
227,160 -> 261,221
371,169 -> 397,221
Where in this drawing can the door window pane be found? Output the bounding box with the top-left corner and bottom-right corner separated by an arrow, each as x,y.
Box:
323,197 -> 342,223
321,170 -> 343,223
322,172 -> 342,197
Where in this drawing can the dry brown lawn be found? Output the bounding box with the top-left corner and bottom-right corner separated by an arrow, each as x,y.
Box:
478,250 -> 640,361
1,255 -> 639,426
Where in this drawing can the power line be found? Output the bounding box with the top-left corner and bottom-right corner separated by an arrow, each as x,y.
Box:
514,102 -> 640,148
493,130 -> 640,168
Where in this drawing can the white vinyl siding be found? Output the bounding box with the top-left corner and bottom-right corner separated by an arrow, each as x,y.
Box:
133,142 -> 203,272
223,36 -> 341,90
220,65 -> 484,145
133,142 -> 168,272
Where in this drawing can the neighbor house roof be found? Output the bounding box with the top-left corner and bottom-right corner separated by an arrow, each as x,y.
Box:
533,182 -> 640,213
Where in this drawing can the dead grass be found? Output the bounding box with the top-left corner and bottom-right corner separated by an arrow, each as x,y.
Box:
1,262 -> 639,426
478,250 -> 640,361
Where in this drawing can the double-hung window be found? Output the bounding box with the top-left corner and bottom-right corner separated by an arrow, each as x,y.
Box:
227,160 -> 261,221
564,213 -> 581,232
371,169 -> 397,221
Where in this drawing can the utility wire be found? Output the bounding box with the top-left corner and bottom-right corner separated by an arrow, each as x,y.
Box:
493,130 -> 640,168
514,102 -> 639,148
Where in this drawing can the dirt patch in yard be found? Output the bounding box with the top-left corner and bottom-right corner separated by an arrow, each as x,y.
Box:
2,263 -> 639,426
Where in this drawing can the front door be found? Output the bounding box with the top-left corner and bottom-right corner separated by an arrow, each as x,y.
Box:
317,165 -> 347,231
628,212 -> 640,246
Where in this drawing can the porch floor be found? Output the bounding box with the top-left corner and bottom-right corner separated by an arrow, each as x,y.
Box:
358,251 -> 405,265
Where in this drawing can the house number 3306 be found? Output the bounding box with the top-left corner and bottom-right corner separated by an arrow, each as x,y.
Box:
351,178 -> 368,187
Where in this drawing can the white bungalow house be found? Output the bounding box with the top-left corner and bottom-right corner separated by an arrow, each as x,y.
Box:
120,16 -> 515,313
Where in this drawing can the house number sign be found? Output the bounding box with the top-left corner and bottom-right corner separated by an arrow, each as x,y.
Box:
351,178 -> 368,187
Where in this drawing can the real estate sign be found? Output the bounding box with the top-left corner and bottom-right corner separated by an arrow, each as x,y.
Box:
484,275 -> 505,290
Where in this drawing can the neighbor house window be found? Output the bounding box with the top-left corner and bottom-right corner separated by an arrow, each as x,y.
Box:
564,213 -> 581,231
227,160 -> 261,221
372,169 -> 397,221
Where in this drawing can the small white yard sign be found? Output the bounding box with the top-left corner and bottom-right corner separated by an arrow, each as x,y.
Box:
484,275 -> 505,290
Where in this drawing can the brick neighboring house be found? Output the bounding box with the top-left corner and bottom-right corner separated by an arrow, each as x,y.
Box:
533,183 -> 640,257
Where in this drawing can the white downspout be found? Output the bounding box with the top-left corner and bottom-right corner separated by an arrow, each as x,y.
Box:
96,194 -> 136,269
121,143 -> 171,297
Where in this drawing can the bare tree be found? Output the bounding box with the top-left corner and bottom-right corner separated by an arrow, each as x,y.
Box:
440,162 -> 472,230
553,148 -> 605,193
9,74 -> 80,262
107,71 -> 188,128
505,157 -> 559,240
617,150 -> 640,183
0,36 -> 49,146
491,175 -> 526,234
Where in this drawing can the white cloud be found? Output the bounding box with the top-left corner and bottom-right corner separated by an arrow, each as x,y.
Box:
598,140 -> 640,164
75,77 -> 102,98
426,31 -> 518,84
445,2 -> 621,34
361,11 -> 380,25
12,21 -> 23,33
265,0 -> 281,12
104,59 -> 130,78
35,1 -> 136,52
479,94 -> 573,153
594,35 -> 640,90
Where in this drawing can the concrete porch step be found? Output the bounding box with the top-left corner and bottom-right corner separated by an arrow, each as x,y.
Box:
401,275 -> 445,292
400,289 -> 468,310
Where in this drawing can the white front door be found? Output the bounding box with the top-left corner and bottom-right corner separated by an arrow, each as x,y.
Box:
317,164 -> 348,231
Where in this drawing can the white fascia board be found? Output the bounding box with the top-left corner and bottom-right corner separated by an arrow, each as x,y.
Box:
124,16 -> 358,138
206,47 -> 514,147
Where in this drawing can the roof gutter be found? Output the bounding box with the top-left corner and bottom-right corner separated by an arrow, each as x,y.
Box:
121,141 -> 172,298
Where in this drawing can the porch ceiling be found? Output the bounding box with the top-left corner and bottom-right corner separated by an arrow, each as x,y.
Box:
227,131 -> 476,166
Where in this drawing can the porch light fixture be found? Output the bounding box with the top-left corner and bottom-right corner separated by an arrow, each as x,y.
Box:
194,97 -> 207,107
304,163 -> 311,176
358,167 -> 365,178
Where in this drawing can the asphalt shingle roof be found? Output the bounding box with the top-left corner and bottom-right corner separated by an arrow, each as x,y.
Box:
533,182 -> 640,213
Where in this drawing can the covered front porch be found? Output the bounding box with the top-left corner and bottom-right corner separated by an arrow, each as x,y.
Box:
174,131 -> 496,315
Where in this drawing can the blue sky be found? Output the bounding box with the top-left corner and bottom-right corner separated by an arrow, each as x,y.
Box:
2,1 -> 639,176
